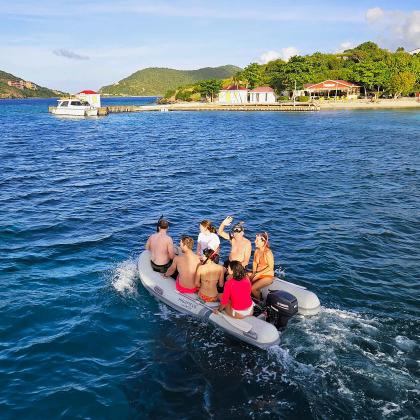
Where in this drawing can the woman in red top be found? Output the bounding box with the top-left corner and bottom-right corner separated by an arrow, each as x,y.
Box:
216,260 -> 254,319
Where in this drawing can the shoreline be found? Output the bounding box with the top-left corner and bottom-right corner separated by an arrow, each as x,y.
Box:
317,98 -> 420,110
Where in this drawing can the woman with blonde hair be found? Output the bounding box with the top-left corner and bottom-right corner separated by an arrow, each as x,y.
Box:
249,232 -> 274,299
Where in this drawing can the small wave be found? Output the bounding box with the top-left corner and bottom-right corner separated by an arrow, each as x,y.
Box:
395,335 -> 417,352
111,259 -> 138,296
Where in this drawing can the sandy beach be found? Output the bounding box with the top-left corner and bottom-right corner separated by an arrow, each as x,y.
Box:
318,97 -> 420,110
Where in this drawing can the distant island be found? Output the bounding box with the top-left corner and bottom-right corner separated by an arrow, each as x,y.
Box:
99,65 -> 242,96
0,70 -> 66,99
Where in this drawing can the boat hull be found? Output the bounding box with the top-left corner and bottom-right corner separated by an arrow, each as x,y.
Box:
137,251 -> 281,349
51,107 -> 98,116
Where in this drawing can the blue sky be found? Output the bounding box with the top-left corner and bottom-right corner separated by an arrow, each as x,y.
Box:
0,0 -> 419,92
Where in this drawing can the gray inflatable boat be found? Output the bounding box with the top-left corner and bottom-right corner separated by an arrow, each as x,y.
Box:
137,250 -> 320,349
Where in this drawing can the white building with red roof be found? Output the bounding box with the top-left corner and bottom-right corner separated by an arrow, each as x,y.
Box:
304,80 -> 360,99
76,90 -> 101,107
249,86 -> 276,104
218,85 -> 248,104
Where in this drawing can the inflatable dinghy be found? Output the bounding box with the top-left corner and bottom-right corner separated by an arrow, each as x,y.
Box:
137,250 -> 320,349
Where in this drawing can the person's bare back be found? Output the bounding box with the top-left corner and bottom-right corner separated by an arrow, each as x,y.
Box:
174,251 -> 201,289
195,261 -> 224,299
146,232 -> 174,265
165,236 -> 200,292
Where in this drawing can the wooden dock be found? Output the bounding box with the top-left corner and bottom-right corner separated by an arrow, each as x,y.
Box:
49,102 -> 320,116
100,102 -> 320,114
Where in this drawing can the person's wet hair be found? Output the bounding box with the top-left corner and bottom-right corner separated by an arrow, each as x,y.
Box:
202,248 -> 214,258
229,260 -> 246,280
181,235 -> 194,250
157,215 -> 169,231
200,220 -> 217,234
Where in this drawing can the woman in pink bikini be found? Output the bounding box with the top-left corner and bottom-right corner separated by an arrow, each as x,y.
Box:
215,260 -> 254,319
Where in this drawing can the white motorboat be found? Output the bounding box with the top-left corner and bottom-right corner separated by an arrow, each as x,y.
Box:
51,98 -> 98,117
137,250 -> 320,349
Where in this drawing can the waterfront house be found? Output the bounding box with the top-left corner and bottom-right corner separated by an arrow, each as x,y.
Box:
76,90 -> 101,107
304,80 -> 360,100
218,85 -> 248,104
249,86 -> 276,103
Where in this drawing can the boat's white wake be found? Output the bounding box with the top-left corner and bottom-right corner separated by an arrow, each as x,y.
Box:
111,258 -> 138,296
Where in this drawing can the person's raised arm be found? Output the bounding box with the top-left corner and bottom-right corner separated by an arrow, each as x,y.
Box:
217,216 -> 233,241
164,257 -> 177,278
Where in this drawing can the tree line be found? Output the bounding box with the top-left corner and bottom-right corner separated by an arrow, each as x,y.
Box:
162,42 -> 420,102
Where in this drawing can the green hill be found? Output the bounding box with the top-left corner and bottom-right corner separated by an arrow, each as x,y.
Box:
99,65 -> 242,96
0,70 -> 65,99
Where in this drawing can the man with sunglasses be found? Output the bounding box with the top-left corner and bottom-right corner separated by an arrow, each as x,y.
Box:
217,216 -> 252,269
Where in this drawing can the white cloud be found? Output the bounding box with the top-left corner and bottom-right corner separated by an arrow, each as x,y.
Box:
259,47 -> 299,64
366,7 -> 384,23
365,8 -> 420,49
336,41 -> 355,52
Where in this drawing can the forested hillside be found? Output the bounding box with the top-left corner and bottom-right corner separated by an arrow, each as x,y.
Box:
99,65 -> 242,96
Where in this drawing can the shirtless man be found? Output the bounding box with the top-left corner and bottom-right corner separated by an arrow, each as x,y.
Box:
218,216 -> 252,268
194,248 -> 224,302
145,217 -> 175,273
164,236 -> 201,294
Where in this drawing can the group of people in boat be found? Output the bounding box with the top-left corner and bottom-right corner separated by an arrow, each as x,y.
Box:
145,216 -> 275,319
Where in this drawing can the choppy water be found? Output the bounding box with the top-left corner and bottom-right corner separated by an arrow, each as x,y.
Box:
0,98 -> 419,419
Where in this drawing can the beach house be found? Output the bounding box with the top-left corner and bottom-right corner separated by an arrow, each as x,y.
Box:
304,80 -> 360,100
248,86 -> 276,103
218,85 -> 248,104
76,90 -> 101,107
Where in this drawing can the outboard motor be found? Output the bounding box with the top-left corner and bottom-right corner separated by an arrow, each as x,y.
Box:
266,290 -> 298,329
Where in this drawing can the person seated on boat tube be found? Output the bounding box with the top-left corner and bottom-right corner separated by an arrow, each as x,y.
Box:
248,232 -> 275,300
145,216 -> 175,274
194,248 -> 224,303
214,260 -> 254,319
196,220 -> 220,264
164,236 -> 201,294
217,216 -> 251,269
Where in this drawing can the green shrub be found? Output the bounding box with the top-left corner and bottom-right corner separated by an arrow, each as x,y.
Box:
175,90 -> 192,101
297,96 -> 310,102
277,95 -> 289,101
164,89 -> 175,99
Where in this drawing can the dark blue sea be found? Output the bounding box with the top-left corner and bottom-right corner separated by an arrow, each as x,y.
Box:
0,97 -> 419,419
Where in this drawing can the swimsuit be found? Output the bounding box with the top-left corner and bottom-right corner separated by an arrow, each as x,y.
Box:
198,291 -> 219,302
252,249 -> 273,282
232,302 -> 254,317
151,260 -> 172,273
176,276 -> 198,294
